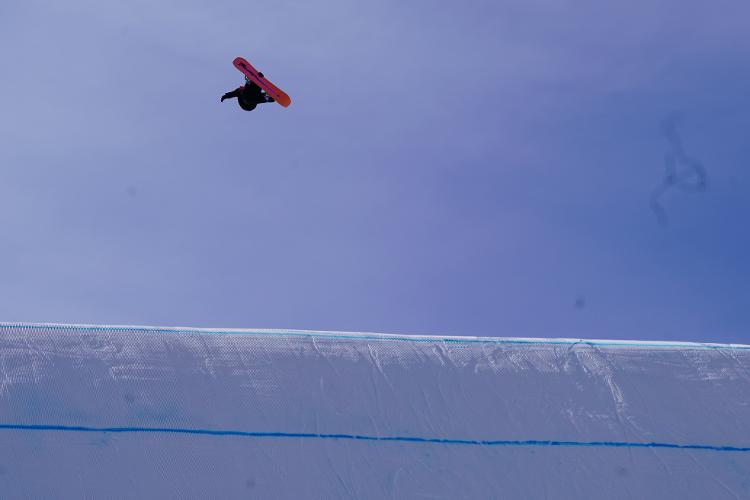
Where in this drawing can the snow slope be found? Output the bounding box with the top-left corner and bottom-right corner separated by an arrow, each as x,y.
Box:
1,323 -> 749,499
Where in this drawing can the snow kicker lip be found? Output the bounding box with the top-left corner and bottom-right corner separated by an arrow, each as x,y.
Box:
1,322 -> 749,351
2,423 -> 749,453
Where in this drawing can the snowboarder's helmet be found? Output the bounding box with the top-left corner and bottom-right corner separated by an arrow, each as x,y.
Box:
238,99 -> 257,111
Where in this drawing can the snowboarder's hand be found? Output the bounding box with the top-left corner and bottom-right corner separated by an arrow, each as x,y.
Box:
221,95 -> 228,102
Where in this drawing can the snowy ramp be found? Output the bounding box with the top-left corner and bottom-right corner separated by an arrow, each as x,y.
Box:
1,323 -> 749,498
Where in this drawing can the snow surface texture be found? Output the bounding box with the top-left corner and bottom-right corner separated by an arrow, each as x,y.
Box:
1,323 -> 749,499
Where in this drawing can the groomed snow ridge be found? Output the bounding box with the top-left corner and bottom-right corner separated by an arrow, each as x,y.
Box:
1,323 -> 749,499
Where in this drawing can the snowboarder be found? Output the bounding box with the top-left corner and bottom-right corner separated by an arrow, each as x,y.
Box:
221,75 -> 275,111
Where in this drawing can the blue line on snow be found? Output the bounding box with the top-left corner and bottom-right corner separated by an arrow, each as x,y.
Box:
1,424 -> 748,453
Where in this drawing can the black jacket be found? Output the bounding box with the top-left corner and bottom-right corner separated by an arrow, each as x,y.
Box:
221,82 -> 274,111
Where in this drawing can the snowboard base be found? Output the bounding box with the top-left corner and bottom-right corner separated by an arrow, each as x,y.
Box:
233,57 -> 291,108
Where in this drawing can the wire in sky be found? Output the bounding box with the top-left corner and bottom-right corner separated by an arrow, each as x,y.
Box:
650,113 -> 708,226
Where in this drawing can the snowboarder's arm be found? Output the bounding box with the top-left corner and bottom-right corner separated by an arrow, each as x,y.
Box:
221,88 -> 242,102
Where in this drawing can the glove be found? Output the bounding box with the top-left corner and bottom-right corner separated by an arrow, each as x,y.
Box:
221,95 -> 228,102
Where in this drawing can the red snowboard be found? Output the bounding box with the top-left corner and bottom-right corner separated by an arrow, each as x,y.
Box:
233,57 -> 291,108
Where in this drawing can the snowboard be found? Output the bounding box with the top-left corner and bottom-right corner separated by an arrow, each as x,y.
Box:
233,57 -> 292,108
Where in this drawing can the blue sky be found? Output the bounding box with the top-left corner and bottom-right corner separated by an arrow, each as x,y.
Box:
1,0 -> 748,342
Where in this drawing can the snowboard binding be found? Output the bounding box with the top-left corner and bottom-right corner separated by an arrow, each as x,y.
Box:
244,72 -> 264,83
